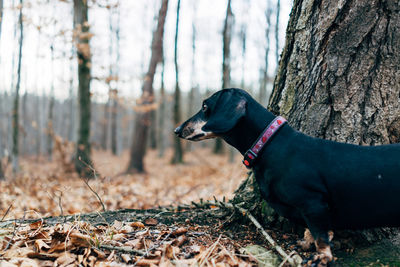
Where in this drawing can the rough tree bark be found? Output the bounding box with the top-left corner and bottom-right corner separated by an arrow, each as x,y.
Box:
127,0 -> 168,173
73,0 -> 94,178
171,0 -> 184,164
12,0 -> 23,174
214,0 -> 233,155
235,0 -> 400,245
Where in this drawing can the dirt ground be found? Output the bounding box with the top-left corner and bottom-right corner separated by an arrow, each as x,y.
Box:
0,148 -> 246,220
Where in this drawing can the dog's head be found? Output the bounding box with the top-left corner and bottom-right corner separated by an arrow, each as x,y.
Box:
174,88 -> 248,141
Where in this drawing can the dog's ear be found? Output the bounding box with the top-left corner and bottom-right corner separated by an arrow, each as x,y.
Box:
202,94 -> 246,134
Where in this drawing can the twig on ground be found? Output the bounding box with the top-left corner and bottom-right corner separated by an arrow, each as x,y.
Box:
99,244 -> 146,256
199,235 -> 221,267
1,205 -> 13,222
132,230 -> 173,266
207,200 -> 302,267
80,177 -> 106,212
78,158 -> 106,212
4,211 -> 26,251
46,190 -> 64,217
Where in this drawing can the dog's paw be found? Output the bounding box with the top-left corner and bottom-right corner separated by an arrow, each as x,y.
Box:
303,253 -> 333,267
297,240 -> 315,251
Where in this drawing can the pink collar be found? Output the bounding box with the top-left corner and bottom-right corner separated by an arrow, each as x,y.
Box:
242,116 -> 287,168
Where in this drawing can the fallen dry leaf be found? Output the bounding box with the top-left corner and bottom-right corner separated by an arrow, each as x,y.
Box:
144,218 -> 158,226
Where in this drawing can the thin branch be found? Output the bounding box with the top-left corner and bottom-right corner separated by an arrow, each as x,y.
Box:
1,205 -> 13,222
205,200 -> 302,266
132,230 -> 173,266
99,244 -> 146,256
78,158 -> 106,212
4,211 -> 26,251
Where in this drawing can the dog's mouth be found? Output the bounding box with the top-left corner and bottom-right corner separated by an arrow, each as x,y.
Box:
188,133 -> 205,141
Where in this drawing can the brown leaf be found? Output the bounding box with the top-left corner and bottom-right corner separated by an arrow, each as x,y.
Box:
9,258 -> 39,267
134,258 -> 160,266
124,239 -> 141,249
70,232 -> 93,247
29,221 -> 43,230
171,227 -> 187,236
34,239 -> 50,252
144,218 -> 158,226
3,247 -> 33,258
54,252 -> 77,266
130,221 -> 145,228
172,235 -> 187,247
163,244 -> 180,259
120,253 -> 131,263
92,248 -> 107,259
27,252 -> 59,261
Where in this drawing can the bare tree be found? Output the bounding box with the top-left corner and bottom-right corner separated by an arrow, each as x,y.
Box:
127,0 -> 169,173
47,45 -> 55,160
73,0 -> 94,178
274,0 -> 280,67
0,0 -> 5,179
11,0 -> 24,174
67,46 -> 76,143
259,4 -> 272,106
186,2 -> 198,152
157,58 -> 166,158
0,0 -> 3,39
214,0 -> 234,155
109,2 -> 121,156
171,0 -> 183,164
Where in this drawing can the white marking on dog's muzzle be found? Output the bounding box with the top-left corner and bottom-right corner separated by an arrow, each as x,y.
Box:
185,120 -> 216,141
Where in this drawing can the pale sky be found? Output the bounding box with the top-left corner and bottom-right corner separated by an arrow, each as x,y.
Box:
0,0 -> 292,102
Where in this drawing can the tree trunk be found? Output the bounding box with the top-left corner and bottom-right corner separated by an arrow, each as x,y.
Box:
274,0 -> 280,68
186,7 -> 197,152
171,0 -> 183,164
101,99 -> 109,150
47,45 -> 55,161
0,95 -> 4,180
68,46 -> 76,143
12,0 -> 23,174
259,5 -> 271,107
269,0 -> 400,145
73,0 -> 94,178
214,0 -> 234,155
127,0 -> 169,173
149,109 -> 157,149
111,90 -> 118,155
0,0 -> 3,178
157,59 -> 166,158
235,0 -> 400,244
0,0 -> 3,39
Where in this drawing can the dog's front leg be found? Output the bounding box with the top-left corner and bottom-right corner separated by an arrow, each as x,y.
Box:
300,202 -> 333,266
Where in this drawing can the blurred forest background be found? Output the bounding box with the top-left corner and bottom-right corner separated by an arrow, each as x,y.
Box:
0,0 -> 290,218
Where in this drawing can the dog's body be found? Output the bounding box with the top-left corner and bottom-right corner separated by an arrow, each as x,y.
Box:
175,88 -> 400,264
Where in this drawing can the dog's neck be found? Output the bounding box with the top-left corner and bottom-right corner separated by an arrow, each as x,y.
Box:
222,100 -> 286,155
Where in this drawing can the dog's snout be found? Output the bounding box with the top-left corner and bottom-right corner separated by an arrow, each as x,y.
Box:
174,125 -> 183,136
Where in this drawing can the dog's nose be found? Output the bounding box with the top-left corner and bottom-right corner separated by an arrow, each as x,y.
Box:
174,125 -> 182,136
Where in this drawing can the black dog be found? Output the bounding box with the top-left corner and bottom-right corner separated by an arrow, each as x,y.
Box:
174,88 -> 400,264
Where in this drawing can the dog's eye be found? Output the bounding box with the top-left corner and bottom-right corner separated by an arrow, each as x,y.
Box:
202,103 -> 208,113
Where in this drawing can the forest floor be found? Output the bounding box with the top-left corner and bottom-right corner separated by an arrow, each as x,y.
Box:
0,148 -> 398,266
